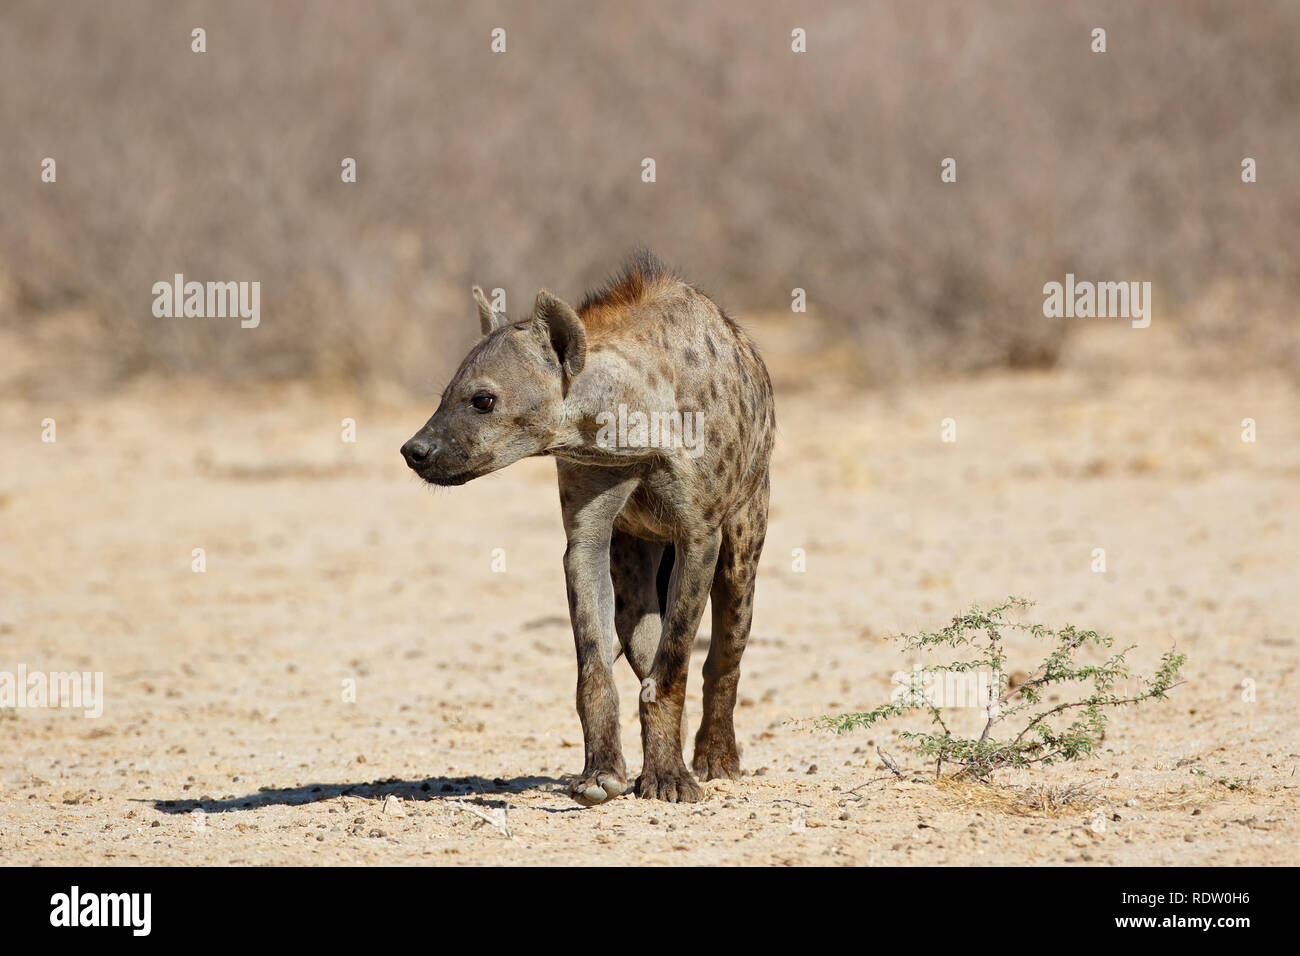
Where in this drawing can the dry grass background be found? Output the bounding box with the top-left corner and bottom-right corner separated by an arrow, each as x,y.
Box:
1,0 -> 1297,396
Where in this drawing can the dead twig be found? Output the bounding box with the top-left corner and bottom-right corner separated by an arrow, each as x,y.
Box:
877,747 -> 903,777
450,799 -> 512,838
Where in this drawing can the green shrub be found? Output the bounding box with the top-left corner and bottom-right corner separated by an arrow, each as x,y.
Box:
821,598 -> 1185,780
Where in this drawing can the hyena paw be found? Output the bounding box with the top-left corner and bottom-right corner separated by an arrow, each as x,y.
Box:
636,763 -> 705,803
692,744 -> 741,781
568,769 -> 627,806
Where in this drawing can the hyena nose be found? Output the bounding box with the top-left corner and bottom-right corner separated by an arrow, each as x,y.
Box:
401,438 -> 434,468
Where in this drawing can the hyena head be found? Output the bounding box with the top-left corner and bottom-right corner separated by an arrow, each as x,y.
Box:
401,286 -> 587,486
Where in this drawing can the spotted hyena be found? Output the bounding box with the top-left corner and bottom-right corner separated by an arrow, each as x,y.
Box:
401,251 -> 775,804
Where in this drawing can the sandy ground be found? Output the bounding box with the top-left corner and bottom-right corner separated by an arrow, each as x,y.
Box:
1,321 -> 1298,866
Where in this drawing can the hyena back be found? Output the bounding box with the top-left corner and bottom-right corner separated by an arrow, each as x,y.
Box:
401,251 -> 775,803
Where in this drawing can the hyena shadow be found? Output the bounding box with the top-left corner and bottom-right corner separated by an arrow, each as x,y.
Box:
149,773 -> 564,815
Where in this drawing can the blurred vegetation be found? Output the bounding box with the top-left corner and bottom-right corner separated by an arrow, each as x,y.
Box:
1,0 -> 1297,395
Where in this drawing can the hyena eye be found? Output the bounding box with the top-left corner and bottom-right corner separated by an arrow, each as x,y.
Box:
471,394 -> 496,413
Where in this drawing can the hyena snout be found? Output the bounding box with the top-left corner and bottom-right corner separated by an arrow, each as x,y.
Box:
400,436 -> 435,469
401,428 -> 477,486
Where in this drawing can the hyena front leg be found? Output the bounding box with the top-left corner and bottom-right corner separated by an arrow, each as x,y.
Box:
694,485 -> 768,780
637,527 -> 721,803
559,464 -> 638,806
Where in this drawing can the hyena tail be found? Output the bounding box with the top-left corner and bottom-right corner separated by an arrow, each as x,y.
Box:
656,544 -> 676,614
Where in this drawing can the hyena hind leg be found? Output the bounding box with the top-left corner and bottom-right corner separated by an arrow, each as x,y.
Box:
693,502 -> 766,781
610,534 -> 687,748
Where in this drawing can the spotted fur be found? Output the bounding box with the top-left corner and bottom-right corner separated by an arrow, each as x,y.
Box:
402,251 -> 775,803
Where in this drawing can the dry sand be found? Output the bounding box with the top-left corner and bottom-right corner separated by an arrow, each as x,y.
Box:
1,322 -> 1297,865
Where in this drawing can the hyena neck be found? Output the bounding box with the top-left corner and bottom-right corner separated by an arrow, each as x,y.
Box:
545,390 -> 654,467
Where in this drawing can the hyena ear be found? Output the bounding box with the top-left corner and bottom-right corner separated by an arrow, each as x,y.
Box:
472,286 -> 509,336
532,290 -> 587,381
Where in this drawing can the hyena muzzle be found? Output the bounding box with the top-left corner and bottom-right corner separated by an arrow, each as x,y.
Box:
401,251 -> 775,804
